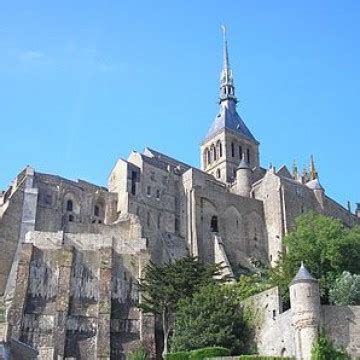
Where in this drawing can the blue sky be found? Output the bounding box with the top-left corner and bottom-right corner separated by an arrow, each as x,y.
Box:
1,1 -> 359,210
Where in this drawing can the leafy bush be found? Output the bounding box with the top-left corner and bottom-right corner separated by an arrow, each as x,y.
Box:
239,356 -> 295,359
127,346 -> 149,360
329,271 -> 360,305
165,351 -> 191,360
189,347 -> 231,359
311,333 -> 350,360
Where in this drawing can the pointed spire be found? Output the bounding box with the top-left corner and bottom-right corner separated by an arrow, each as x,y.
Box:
222,25 -> 230,71
219,25 -> 237,104
309,155 -> 318,180
292,160 -> 298,179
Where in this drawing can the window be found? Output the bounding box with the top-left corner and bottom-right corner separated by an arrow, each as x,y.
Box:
146,186 -> 151,196
175,218 -> 179,232
239,146 -> 243,159
131,171 -> 137,195
157,213 -> 161,229
231,143 -> 235,157
216,169 -> 221,178
66,200 -> 73,212
94,205 -> 100,217
213,146 -> 217,161
156,189 -> 160,200
44,194 -> 52,205
210,216 -> 218,233
68,214 -> 74,222
219,142 -> 223,157
247,148 -> 250,163
207,150 -> 211,165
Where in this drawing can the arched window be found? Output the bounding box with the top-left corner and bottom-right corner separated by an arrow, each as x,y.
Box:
94,205 -> 100,217
219,142 -> 223,157
231,143 -> 235,157
210,216 -> 218,233
66,200 -> 73,212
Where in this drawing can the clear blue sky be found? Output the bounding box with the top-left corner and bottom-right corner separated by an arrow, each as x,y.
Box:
1,1 -> 359,209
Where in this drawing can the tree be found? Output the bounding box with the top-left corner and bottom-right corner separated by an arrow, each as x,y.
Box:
171,283 -> 248,355
329,271 -> 360,305
269,212 -> 360,302
137,257 -> 224,355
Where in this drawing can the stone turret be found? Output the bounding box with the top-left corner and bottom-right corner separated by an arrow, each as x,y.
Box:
235,155 -> 252,197
290,263 -> 320,360
356,203 -> 360,219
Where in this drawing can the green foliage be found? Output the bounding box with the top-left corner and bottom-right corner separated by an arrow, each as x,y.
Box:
171,284 -> 248,354
329,271 -> 360,305
238,356 -> 294,359
269,213 -> 360,303
165,352 -> 191,360
138,256 -> 224,354
166,347 -> 230,360
226,273 -> 272,303
311,333 -> 350,360
128,346 -> 149,360
138,256 -> 224,315
189,347 -> 231,359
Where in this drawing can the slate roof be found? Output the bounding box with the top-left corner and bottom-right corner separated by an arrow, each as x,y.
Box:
205,102 -> 258,144
291,263 -> 317,285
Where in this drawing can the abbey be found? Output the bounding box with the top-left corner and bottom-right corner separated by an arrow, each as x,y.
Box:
0,31 -> 359,359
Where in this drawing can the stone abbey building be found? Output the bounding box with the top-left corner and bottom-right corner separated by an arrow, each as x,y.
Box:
0,31 -> 359,359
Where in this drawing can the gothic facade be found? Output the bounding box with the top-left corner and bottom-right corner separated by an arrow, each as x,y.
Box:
0,30 -> 359,359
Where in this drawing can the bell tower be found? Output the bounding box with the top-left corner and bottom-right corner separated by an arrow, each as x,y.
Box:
201,27 -> 260,183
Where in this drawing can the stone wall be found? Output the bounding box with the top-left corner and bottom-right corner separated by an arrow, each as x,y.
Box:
7,225 -> 151,360
321,305 -> 360,358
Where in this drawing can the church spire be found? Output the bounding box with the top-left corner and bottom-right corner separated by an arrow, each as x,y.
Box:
309,155 -> 318,180
220,25 -> 237,104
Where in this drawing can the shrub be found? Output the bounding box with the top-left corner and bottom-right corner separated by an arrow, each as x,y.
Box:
189,347 -> 231,359
239,356 -> 295,360
165,352 -> 191,360
311,333 -> 350,360
127,346 -> 149,360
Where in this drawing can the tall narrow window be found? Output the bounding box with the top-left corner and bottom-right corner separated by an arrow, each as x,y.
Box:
207,150 -> 211,165
94,205 -> 100,217
131,171 -> 137,195
231,143 -> 235,157
247,149 -> 250,163
219,142 -> 223,157
239,146 -> 243,159
216,169 -> 221,178
146,186 -> 151,196
156,189 -> 160,200
157,213 -> 161,229
175,218 -> 179,232
66,200 -> 73,212
213,146 -> 216,161
210,216 -> 218,233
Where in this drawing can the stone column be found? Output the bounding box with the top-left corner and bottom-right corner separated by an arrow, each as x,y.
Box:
54,245 -> 74,358
97,247 -> 112,360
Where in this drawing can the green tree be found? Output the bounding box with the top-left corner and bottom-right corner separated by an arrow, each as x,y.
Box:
329,271 -> 360,305
171,283 -> 248,355
137,257 -> 224,355
270,212 -> 360,302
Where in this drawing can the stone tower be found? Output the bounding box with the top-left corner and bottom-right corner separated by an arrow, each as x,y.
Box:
235,155 -> 252,197
290,263 -> 321,360
200,26 -> 260,183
